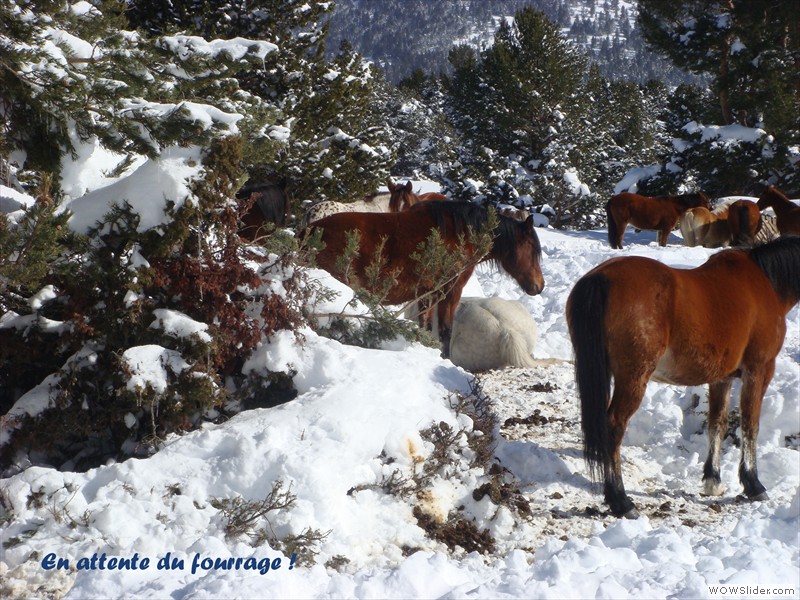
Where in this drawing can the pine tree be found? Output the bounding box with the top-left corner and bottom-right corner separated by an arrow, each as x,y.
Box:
638,0 -> 799,133
0,0 -> 282,185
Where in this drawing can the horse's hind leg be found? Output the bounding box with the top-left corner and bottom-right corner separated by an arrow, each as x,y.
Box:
614,220 -> 628,249
738,366 -> 774,500
702,379 -> 732,496
604,378 -> 648,518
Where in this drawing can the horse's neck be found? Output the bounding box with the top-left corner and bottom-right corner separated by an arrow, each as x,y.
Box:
770,196 -> 795,215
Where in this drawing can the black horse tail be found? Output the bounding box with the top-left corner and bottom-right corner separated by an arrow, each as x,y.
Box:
567,272 -> 613,482
605,201 -> 618,249
735,203 -> 753,246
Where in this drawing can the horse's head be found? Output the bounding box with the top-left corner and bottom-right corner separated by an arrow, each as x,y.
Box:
497,215 -> 545,295
694,192 -> 712,210
757,186 -> 782,210
388,180 -> 416,212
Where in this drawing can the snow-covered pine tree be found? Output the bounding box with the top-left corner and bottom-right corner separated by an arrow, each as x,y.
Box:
637,0 -> 799,195
0,2 -> 304,470
277,40 -> 394,203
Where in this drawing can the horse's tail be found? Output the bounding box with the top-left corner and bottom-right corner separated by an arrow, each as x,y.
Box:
680,209 -> 697,246
605,201 -> 619,249
734,203 -> 754,246
567,272 -> 612,482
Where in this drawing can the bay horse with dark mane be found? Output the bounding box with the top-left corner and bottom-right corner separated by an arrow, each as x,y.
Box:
727,199 -> 762,246
567,236 -> 800,518
757,186 -> 800,236
308,200 -> 544,355
606,191 -> 711,248
237,180 -> 289,242
387,179 -> 448,212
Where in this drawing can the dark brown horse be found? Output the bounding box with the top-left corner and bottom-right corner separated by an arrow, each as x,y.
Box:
567,236 -> 800,518
237,181 -> 289,241
387,179 -> 448,212
606,192 -> 711,248
757,186 -> 800,236
727,199 -> 762,246
309,201 -> 544,355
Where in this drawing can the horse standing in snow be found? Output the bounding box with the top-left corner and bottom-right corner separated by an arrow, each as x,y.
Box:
308,201 -> 544,356
757,186 -> 800,237
606,191 -> 711,248
567,236 -> 800,518
449,297 -> 538,372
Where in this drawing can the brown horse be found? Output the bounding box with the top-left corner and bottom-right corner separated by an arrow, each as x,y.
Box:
680,205 -> 730,248
309,200 -> 544,355
567,236 -> 800,518
237,181 -> 289,242
757,186 -> 800,236
387,179 -> 448,212
606,192 -> 711,248
727,199 -> 762,246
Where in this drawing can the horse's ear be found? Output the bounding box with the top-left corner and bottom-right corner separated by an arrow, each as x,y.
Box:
404,181 -> 413,191
525,214 -> 535,229
278,176 -> 288,189
386,177 -> 395,191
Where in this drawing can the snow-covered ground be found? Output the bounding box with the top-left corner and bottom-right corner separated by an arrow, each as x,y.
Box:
2,200 -> 798,598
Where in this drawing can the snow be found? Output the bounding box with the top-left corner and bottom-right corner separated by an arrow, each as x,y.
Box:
2,173 -> 798,597
683,121 -> 768,145
63,145 -> 204,234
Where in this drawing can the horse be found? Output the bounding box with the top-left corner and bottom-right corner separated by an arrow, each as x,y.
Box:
680,205 -> 730,248
302,193 -> 391,227
387,179 -> 448,212
237,181 -> 289,241
727,199 -> 762,246
308,201 -> 544,356
606,192 -> 711,248
449,297 -> 538,372
757,186 -> 800,236
566,236 -> 800,518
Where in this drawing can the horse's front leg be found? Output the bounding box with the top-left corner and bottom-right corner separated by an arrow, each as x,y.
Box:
702,379 -> 732,496
738,365 -> 774,500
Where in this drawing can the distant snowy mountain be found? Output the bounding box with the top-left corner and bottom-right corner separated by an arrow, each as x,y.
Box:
326,0 -> 695,85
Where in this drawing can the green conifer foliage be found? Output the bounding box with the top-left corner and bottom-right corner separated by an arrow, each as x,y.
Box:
0,1 -> 281,183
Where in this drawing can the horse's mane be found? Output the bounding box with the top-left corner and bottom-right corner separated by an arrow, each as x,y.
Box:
748,236 -> 800,302
419,201 -> 541,265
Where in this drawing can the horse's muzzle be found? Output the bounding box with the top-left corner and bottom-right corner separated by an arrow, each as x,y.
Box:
524,280 -> 544,295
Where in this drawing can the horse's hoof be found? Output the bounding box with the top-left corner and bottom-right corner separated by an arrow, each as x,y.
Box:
701,481 -> 726,497
622,507 -> 640,519
735,492 -> 770,503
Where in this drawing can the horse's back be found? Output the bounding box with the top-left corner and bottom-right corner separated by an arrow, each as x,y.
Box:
587,252 -> 777,384
608,193 -> 671,230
